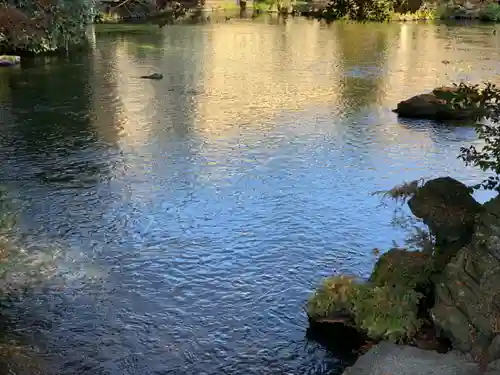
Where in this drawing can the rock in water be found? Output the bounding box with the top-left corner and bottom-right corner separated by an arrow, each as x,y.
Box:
431,194 -> 500,366
394,86 -> 484,122
342,342 -> 486,375
140,73 -> 163,80
0,55 -> 20,67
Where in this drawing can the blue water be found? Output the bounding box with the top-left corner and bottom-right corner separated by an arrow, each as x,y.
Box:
0,19 -> 497,375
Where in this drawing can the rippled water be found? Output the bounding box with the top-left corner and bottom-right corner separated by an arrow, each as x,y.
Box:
0,18 -> 499,375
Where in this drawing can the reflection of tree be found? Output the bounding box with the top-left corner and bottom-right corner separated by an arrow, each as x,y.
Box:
333,23 -> 390,110
8,55 -> 94,152
3,54 -> 113,185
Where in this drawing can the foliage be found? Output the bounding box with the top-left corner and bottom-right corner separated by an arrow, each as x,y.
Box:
0,0 -> 95,54
320,0 -> 394,21
479,3 -> 500,22
455,82 -> 500,192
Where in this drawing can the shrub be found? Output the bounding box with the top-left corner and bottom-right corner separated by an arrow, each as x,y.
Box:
321,0 -> 394,21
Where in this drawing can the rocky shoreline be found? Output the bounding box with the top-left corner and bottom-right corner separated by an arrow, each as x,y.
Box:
308,176 -> 500,373
343,342 -> 500,375
307,83 -> 500,374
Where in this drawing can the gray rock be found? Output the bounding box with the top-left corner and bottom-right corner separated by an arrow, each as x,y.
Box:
342,342 -> 500,375
431,195 -> 500,363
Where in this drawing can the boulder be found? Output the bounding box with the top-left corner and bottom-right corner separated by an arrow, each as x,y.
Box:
394,86 -> 483,121
408,177 -> 482,267
342,341 -> 499,375
431,195 -> 500,366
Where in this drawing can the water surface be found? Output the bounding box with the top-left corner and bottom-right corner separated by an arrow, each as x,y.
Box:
0,18 -> 498,375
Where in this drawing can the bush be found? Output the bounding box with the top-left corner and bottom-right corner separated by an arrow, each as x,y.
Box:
479,3 -> 500,22
321,0 -> 394,21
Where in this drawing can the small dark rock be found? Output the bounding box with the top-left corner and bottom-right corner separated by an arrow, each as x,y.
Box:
140,73 -> 163,80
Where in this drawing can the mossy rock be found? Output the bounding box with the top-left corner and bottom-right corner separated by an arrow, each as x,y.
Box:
307,275 -> 362,321
307,274 -> 423,343
354,285 -> 423,343
369,248 -> 433,290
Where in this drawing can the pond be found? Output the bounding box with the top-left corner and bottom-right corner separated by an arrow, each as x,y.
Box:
0,17 -> 498,375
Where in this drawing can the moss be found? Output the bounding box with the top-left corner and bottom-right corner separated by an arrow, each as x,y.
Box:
369,248 -> 434,290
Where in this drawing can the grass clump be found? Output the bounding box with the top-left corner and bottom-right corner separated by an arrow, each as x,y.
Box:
354,285 -> 423,342
307,275 -> 361,319
308,271 -> 425,343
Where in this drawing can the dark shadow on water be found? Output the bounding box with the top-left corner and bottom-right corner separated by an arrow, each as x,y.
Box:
306,322 -> 363,367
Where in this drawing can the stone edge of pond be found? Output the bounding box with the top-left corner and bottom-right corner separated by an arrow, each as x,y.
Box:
341,341 -> 500,375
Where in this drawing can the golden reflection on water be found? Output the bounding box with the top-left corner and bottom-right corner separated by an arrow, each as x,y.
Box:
88,20 -> 500,155
194,21 -> 343,134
